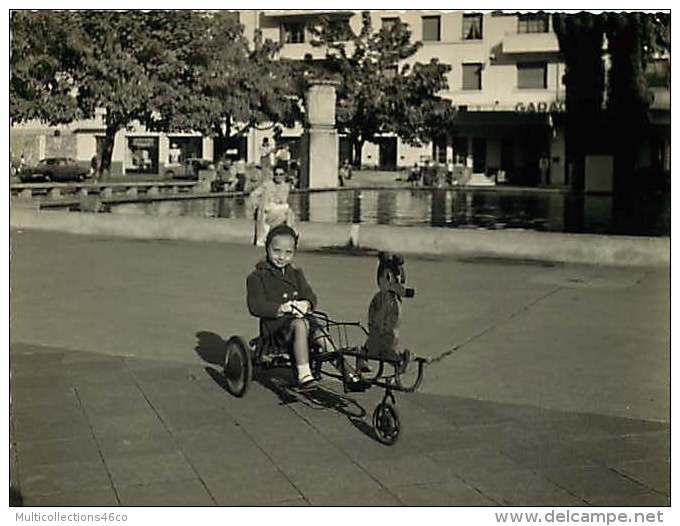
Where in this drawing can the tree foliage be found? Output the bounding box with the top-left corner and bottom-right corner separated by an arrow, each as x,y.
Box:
552,11 -> 669,191
148,12 -> 301,139
309,12 -> 454,164
10,11 -> 300,176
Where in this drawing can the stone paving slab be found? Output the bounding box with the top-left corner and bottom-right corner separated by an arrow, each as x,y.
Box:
537,465 -> 657,502
15,437 -> 103,469
280,459 -> 385,500
464,468 -> 588,506
306,486 -> 401,506
391,480 -> 496,506
105,451 -> 196,487
19,460 -> 112,498
23,488 -> 120,507
10,341 -> 671,506
586,492 -> 670,507
97,430 -> 179,461
13,411 -> 93,443
611,459 -> 670,495
89,412 -> 168,439
117,479 -> 215,506
202,467 -> 303,506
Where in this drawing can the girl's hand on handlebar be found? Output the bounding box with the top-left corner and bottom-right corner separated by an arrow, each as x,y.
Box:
294,300 -> 311,317
277,301 -> 294,317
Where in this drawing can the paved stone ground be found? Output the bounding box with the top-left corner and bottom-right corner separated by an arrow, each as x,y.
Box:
10,342 -> 670,506
9,229 -> 670,506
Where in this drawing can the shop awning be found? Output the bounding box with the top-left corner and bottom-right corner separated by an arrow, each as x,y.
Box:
450,111 -> 552,128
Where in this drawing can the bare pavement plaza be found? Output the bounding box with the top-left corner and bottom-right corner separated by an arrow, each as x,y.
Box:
9,229 -> 670,506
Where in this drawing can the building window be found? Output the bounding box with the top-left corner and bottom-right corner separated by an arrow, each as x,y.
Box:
327,18 -> 353,41
281,22 -> 305,44
462,13 -> 483,40
422,16 -> 441,42
518,13 -> 549,33
381,17 -> 399,31
517,62 -> 547,89
462,63 -> 482,90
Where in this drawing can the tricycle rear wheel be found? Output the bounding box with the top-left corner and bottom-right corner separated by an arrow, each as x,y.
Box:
224,336 -> 252,397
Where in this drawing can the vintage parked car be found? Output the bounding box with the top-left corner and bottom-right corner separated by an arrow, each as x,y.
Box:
20,157 -> 92,183
163,158 -> 215,180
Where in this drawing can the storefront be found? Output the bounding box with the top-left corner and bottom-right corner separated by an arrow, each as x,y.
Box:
428,108 -> 565,187
126,136 -> 160,175
167,136 -> 203,164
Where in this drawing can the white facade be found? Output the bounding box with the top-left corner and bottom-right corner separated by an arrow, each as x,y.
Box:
11,11 -> 668,187
246,10 -> 568,185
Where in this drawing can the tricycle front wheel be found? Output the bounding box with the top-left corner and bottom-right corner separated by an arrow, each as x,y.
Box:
373,401 -> 400,445
224,336 -> 252,398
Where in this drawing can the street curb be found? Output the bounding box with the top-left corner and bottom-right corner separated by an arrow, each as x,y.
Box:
10,206 -> 669,267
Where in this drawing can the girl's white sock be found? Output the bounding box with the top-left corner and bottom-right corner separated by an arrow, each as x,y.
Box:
297,363 -> 313,381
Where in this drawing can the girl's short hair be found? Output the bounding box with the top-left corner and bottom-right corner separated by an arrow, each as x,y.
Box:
265,224 -> 299,250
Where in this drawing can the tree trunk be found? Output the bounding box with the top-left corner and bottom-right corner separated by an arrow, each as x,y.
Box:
606,13 -> 649,194
352,137 -> 364,168
98,124 -> 118,181
553,13 -> 605,193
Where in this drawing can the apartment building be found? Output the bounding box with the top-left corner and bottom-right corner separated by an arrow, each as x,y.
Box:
11,10 -> 669,188
245,10 -> 567,186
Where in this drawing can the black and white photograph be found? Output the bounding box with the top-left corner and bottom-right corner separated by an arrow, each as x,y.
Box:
7,1 -> 671,519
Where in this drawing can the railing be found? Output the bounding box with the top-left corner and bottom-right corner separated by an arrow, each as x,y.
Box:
10,180 -> 209,203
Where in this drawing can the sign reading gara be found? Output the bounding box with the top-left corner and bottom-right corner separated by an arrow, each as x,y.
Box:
515,101 -> 565,113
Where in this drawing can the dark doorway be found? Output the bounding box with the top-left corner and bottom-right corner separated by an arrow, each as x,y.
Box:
501,136 -> 515,180
339,136 -> 353,165
214,136 -> 247,163
452,136 -> 468,163
377,137 -> 398,170
472,137 -> 486,173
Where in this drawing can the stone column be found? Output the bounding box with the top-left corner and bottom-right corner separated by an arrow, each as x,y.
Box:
301,80 -> 339,189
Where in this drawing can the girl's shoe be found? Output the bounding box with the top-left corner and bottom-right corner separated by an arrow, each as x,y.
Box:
298,374 -> 316,389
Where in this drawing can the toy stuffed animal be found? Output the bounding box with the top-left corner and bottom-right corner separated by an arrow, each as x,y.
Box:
364,252 -> 415,366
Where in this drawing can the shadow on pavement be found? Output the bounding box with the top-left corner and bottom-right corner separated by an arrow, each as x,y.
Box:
194,331 -> 228,366
201,358 -> 376,442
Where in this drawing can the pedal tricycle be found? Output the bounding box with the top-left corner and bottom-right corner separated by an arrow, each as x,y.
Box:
223,251 -> 429,445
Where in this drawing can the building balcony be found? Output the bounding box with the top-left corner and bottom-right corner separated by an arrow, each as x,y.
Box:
262,10 -> 354,19
501,32 -> 559,54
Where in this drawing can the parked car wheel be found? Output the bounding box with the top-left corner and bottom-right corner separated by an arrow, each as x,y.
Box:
164,171 -> 175,179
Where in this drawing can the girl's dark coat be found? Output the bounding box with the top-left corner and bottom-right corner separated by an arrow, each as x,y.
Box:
246,260 -> 318,340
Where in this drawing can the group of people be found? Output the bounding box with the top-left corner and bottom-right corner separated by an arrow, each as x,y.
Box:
406,157 -> 473,188
259,137 -> 293,174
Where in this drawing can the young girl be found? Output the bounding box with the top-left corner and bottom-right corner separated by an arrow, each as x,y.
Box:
246,224 -> 318,387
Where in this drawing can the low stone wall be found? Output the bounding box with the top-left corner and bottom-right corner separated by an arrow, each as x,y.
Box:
10,207 -> 670,267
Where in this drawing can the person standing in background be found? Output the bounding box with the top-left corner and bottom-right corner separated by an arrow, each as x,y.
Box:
539,155 -> 550,186
260,138 -> 274,170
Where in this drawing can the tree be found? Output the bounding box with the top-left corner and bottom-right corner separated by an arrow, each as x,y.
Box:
603,12 -> 670,191
10,11 -> 82,125
148,12 -> 301,144
309,12 -> 453,166
552,11 -> 670,192
10,11 -> 301,177
552,12 -> 606,191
